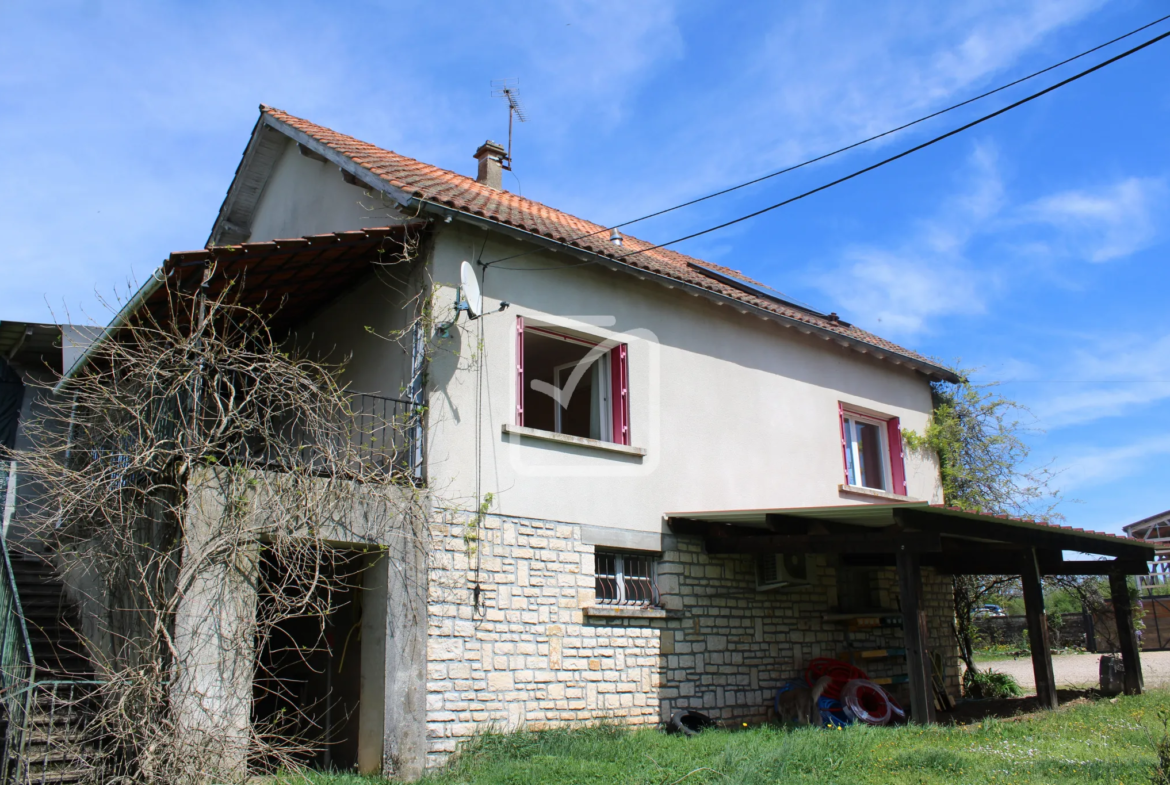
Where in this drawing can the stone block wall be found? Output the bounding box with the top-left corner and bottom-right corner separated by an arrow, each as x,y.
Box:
423,511 -> 961,766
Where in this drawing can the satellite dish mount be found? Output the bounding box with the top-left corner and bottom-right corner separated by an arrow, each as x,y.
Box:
439,260 -> 509,337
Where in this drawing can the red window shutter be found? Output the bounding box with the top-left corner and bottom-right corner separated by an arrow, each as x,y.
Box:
610,344 -> 630,445
838,403 -> 850,485
886,416 -> 906,495
515,316 -> 525,426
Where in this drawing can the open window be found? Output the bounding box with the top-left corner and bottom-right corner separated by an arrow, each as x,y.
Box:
838,405 -> 906,495
515,317 -> 630,445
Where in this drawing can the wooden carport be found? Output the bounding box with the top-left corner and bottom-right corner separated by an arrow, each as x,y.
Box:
667,502 -> 1155,723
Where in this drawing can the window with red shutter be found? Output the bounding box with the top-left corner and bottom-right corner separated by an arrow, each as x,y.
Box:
839,407 -> 908,495
515,316 -> 525,427
516,321 -> 629,445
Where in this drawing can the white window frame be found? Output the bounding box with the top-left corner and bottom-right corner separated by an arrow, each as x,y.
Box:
594,551 -> 660,607
842,412 -> 893,492
552,356 -> 611,440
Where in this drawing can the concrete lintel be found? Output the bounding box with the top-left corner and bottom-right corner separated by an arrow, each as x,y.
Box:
579,523 -> 662,553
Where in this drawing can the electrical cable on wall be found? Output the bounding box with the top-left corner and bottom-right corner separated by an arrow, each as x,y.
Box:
471,233 -> 490,616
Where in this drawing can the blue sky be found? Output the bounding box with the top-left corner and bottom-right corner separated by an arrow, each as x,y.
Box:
2,1 -> 1167,534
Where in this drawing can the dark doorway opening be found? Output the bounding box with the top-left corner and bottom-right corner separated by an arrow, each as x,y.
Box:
252,546 -> 368,774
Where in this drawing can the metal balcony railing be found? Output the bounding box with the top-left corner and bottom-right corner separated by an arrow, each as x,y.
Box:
347,393 -> 423,479
243,392 -> 423,481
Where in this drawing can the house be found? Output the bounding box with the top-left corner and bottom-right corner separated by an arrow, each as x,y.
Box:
4,106 -> 1154,781
1125,509 -> 1170,591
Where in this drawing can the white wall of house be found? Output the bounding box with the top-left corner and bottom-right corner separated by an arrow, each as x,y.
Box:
240,150 -> 943,538
424,225 -> 943,538
245,140 -> 420,401
286,266 -> 419,403
247,138 -> 403,242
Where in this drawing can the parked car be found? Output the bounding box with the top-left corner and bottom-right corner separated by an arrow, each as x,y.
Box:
973,604 -> 1007,618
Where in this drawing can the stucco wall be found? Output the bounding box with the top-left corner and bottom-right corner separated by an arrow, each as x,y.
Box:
286,261 -> 423,404
423,224 -> 943,536
239,152 -> 944,535
247,138 -> 404,242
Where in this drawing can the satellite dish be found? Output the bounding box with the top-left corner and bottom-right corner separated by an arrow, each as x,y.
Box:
460,261 -> 483,318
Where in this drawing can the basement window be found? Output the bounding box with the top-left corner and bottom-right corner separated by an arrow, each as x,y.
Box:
839,406 -> 907,495
595,551 -> 659,606
515,318 -> 630,445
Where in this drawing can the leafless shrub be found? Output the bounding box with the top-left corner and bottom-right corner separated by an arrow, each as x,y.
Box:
16,271 -> 428,784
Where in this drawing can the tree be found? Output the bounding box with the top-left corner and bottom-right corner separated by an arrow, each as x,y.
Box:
903,375 -> 1061,673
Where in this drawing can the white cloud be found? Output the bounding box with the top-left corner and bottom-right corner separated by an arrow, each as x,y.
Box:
811,157 -> 1168,339
1031,333 -> 1170,428
535,0 -> 1105,233
1020,177 -> 1166,262
1057,434 -> 1170,490
689,1 -> 1102,175
812,143 -> 1002,335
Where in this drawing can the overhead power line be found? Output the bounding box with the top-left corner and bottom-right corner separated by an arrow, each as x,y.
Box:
481,14 -> 1170,271
487,23 -> 1170,272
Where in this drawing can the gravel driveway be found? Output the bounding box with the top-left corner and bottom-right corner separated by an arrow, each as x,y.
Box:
979,649 -> 1170,690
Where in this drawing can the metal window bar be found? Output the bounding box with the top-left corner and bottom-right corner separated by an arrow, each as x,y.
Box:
594,552 -> 660,607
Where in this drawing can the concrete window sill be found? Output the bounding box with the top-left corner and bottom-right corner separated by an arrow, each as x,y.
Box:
583,604 -> 669,620
501,424 -> 647,457
838,484 -> 918,503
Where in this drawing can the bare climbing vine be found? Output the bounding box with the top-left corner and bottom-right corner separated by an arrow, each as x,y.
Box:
15,261 -> 430,783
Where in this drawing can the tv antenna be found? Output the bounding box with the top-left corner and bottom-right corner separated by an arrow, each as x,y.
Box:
491,78 -> 527,170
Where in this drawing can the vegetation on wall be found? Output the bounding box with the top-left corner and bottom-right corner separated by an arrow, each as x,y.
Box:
17,258 -> 430,783
901,375 -> 1059,520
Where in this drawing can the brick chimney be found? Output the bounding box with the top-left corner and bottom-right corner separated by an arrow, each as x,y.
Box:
474,140 -> 508,190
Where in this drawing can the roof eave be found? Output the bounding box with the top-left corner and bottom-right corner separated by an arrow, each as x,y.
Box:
259,111 -> 416,211
54,267 -> 166,392
209,109 -> 417,249
413,200 -> 960,383
254,107 -> 957,383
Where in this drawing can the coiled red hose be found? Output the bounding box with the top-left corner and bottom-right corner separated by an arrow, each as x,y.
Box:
805,657 -> 869,701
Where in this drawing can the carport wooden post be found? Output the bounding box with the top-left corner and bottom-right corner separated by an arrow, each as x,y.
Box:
1108,573 -> 1144,695
1020,548 -> 1058,710
896,547 -> 935,724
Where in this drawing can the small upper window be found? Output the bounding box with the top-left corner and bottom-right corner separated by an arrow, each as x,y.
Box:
594,551 -> 659,606
839,407 -> 906,495
516,318 -> 630,445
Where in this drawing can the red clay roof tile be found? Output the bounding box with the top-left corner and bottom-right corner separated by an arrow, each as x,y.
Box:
260,105 -> 951,375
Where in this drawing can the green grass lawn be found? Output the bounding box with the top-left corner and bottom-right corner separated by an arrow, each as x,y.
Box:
296,689 -> 1170,785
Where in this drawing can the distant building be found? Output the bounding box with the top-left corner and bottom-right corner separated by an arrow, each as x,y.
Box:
1124,510 -> 1170,591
